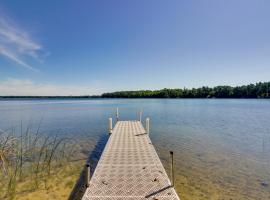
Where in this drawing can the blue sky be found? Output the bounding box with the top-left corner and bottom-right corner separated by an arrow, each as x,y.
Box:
0,0 -> 269,95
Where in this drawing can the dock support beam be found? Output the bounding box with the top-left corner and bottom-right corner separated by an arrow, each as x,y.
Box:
116,108 -> 119,121
146,118 -> 150,134
86,163 -> 90,187
109,118 -> 112,135
170,151 -> 175,187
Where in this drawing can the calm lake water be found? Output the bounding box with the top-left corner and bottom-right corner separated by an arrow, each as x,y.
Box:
0,99 -> 270,199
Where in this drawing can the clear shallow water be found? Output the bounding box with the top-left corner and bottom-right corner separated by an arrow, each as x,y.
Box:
0,99 -> 270,199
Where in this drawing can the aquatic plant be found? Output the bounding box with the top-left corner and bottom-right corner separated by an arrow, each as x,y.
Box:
0,122 -> 84,200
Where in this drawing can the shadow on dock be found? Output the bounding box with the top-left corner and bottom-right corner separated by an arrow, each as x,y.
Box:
68,134 -> 109,200
145,185 -> 172,198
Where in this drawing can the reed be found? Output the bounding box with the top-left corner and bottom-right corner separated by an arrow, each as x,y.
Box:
0,122 -> 81,200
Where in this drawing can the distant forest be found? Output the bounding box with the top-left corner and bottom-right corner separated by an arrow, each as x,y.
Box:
1,82 -> 269,99
101,82 -> 270,98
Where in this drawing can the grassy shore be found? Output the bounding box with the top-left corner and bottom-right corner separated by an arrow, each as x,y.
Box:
1,161 -> 84,200
0,124 -> 89,200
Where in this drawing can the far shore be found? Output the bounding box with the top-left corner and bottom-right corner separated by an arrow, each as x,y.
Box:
1,81 -> 269,99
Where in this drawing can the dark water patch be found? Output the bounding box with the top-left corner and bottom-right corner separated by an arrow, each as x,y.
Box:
87,134 -> 109,174
68,134 -> 108,200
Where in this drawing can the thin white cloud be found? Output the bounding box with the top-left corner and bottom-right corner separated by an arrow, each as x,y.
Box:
0,46 -> 37,71
0,78 -> 102,96
0,16 -> 43,71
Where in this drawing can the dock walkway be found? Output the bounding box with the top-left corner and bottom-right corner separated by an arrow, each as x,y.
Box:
82,120 -> 180,200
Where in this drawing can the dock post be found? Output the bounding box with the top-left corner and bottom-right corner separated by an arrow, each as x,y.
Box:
146,118 -> 150,134
109,118 -> 112,135
86,163 -> 90,187
139,109 -> 142,122
170,151 -> 175,187
116,107 -> 119,121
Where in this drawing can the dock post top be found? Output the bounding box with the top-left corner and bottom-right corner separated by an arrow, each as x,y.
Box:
108,117 -> 113,135
85,163 -> 90,187
139,108 -> 143,122
146,117 -> 150,134
116,107 -> 119,121
170,151 -> 175,187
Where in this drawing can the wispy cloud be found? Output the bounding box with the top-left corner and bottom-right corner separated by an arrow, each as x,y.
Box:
0,45 -> 37,71
0,16 -> 43,71
0,78 -> 103,96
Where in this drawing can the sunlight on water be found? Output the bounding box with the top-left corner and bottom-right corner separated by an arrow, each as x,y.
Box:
0,99 -> 269,199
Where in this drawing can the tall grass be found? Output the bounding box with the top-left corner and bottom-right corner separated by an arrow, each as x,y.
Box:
0,123 -> 81,200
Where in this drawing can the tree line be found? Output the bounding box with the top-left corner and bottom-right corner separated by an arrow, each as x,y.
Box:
1,82 -> 269,99
101,82 -> 270,98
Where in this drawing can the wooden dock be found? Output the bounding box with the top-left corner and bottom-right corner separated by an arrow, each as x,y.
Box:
82,119 -> 180,200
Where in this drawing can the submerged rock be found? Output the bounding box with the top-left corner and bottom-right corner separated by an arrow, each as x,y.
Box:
260,181 -> 269,187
